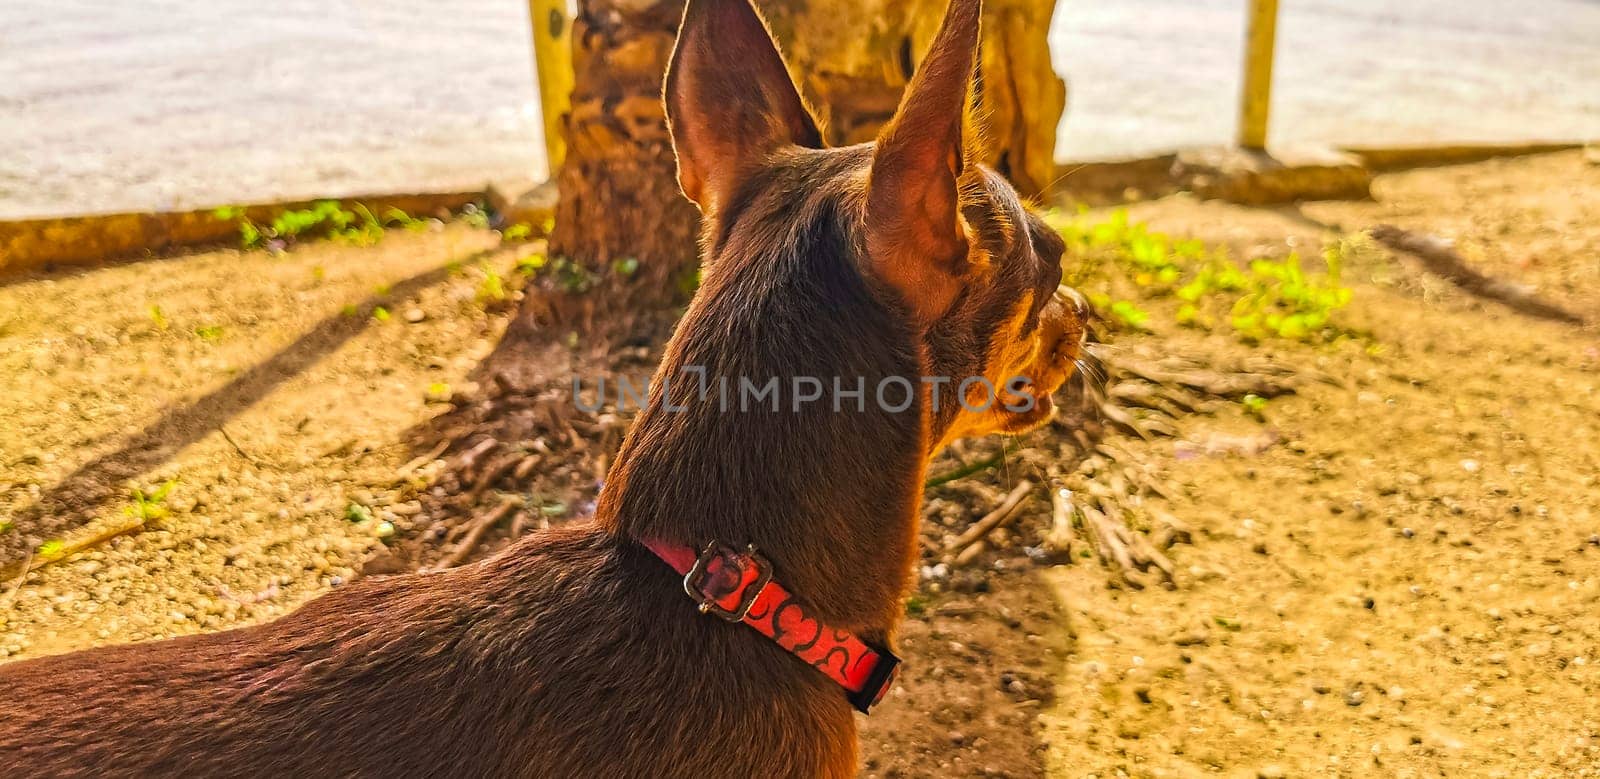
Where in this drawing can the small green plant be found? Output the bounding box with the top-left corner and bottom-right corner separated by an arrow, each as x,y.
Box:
124,479 -> 178,523
516,252 -> 548,275
372,306 -> 392,322
1227,251 -> 1352,343
1241,393 -> 1269,420
460,204 -> 490,230
215,201 -> 405,251
345,502 -> 374,523
502,223 -> 533,242
147,305 -> 168,331
1052,208 -> 1355,344
213,206 -> 264,249
548,257 -> 595,294
611,257 -> 640,278
1106,299 -> 1151,331
37,539 -> 65,559
382,207 -> 428,232
477,262 -> 507,302
193,324 -> 225,342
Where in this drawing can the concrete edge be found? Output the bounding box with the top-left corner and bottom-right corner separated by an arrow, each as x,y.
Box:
1050,140 -> 1589,206
1344,142 -> 1585,171
1,140 -> 1588,277
0,191 -> 483,279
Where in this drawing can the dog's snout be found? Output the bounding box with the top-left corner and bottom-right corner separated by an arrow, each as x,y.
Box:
1053,285 -> 1090,324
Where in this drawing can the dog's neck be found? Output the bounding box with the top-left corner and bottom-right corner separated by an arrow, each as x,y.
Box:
595,176 -> 927,639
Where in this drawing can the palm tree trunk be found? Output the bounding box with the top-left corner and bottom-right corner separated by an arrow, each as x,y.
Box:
542,0 -> 1065,318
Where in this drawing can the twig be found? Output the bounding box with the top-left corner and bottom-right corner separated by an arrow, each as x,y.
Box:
435,498 -> 520,569
0,548 -> 36,616
455,438 -> 500,480
397,439 -> 451,479
925,442 -> 1022,488
467,453 -> 524,502
1041,485 -> 1079,560
0,514 -> 147,582
218,425 -> 263,467
1081,502 -> 1139,586
212,578 -> 280,606
511,454 -> 543,482
946,480 -> 1036,564
1371,224 -> 1587,326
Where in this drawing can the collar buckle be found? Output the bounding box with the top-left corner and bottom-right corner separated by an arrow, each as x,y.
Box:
683,541 -> 772,622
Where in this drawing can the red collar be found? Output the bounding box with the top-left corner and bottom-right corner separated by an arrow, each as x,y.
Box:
641,538 -> 901,714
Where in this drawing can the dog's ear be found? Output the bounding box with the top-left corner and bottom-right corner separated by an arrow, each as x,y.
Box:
864,0 -> 982,327
665,0 -> 822,212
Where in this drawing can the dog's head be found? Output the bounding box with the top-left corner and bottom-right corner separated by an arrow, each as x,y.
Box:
664,0 -> 1087,452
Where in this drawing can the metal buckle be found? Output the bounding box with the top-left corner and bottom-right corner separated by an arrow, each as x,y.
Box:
683,541 -> 772,622
846,645 -> 901,714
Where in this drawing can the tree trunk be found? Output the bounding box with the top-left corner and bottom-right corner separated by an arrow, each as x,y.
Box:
544,0 -> 1065,307
761,0 -> 1066,196
548,0 -> 702,307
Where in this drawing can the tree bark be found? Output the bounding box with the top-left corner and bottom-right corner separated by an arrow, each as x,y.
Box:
548,0 -> 702,305
541,0 -> 1065,318
761,0 -> 1066,195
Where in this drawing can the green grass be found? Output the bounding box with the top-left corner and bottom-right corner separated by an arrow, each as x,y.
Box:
477,262 -> 508,303
213,202 -> 430,252
123,479 -> 178,523
1050,208 -> 1356,345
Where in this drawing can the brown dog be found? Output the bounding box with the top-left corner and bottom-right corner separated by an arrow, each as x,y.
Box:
0,0 -> 1084,776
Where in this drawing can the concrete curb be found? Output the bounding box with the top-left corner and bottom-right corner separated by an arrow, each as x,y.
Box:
1344,142 -> 1584,171
0,191 -> 482,279
0,141 -> 1587,278
1051,140 -> 1588,206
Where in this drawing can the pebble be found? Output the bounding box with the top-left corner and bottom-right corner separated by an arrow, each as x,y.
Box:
1258,767 -> 1287,779
1346,688 -> 1366,707
403,308 -> 426,323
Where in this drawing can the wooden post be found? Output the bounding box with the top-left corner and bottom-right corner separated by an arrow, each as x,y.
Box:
528,0 -> 575,176
1237,0 -> 1279,150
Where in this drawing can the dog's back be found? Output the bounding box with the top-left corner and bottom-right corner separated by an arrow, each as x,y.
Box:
0,524 -> 854,778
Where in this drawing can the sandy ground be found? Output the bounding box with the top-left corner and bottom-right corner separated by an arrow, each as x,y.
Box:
4,0 -> 1597,217
0,224 -> 523,656
1033,151 -> 1600,777
2,152 -> 1599,776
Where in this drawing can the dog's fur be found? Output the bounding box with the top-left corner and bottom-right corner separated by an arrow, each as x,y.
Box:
0,0 -> 1084,776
